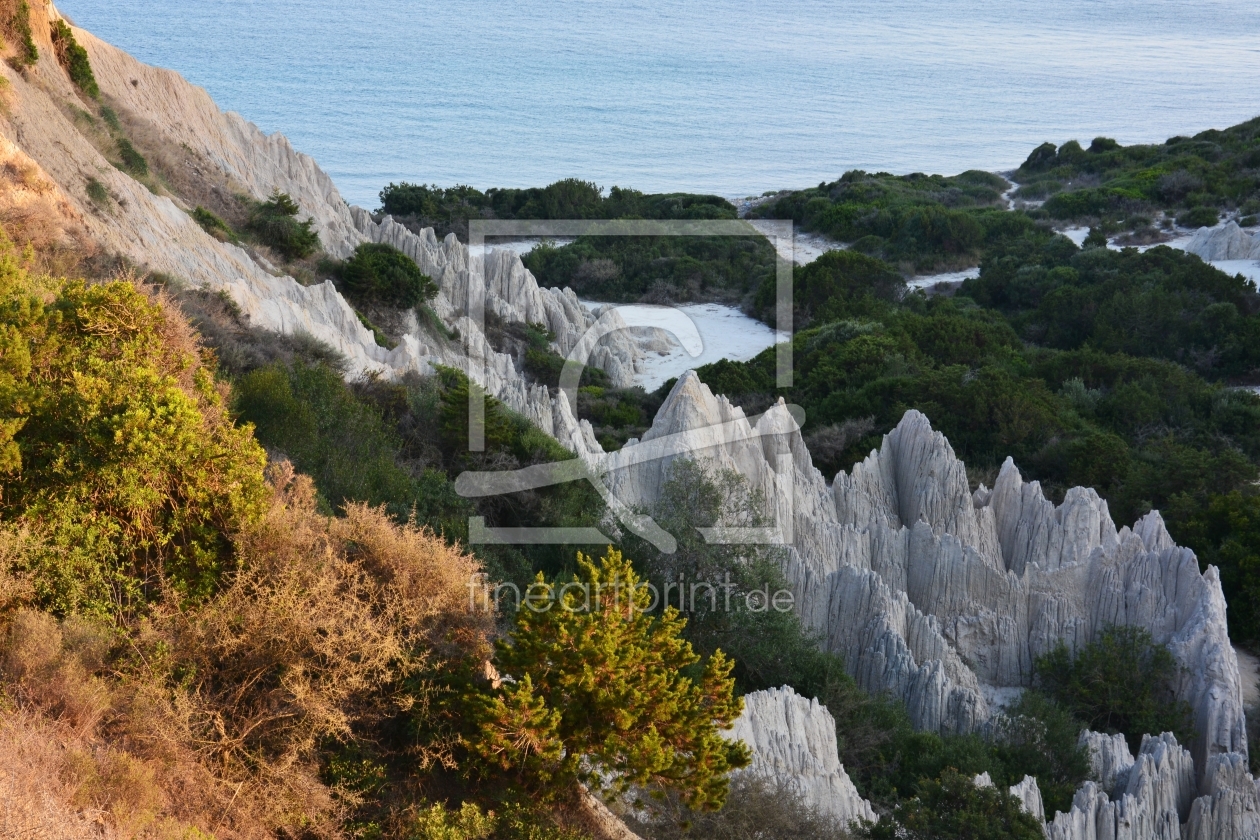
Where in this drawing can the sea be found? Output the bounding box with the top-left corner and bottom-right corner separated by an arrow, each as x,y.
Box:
59,0 -> 1260,210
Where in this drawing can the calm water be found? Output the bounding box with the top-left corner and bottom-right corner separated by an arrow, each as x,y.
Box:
60,0 -> 1260,209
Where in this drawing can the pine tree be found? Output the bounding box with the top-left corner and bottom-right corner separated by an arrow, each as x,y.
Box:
473,548 -> 751,810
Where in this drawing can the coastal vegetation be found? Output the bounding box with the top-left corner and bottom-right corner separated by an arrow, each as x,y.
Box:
378,178 -> 737,241
751,169 -> 1013,272
2,0 -> 40,68
1015,118 -> 1260,226
522,232 -> 775,304
336,242 -> 438,309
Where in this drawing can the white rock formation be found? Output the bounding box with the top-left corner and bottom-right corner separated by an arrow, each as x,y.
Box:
1047,731 -> 1259,840
726,686 -> 876,826
607,373 -> 1259,836
975,771 -> 1046,822
1185,222 -> 1260,261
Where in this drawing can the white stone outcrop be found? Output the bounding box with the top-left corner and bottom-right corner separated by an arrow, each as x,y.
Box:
1185,222 -> 1260,261
726,687 -> 876,826
1046,732 -> 1250,840
608,373 -> 1258,835
975,771 -> 1046,822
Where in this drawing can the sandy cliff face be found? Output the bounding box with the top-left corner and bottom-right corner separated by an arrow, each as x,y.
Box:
2,3 -> 642,445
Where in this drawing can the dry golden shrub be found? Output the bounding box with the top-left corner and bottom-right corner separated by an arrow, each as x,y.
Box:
0,710 -> 106,840
1,609 -> 114,738
0,462 -> 493,839
0,143 -> 95,275
116,462 -> 492,836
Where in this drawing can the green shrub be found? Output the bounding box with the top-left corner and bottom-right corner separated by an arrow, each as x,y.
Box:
472,548 -> 750,810
854,768 -> 1044,840
989,692 -> 1091,816
50,19 -> 98,98
1035,625 -> 1195,753
1166,490 -> 1260,648
116,138 -> 148,177
191,206 -> 237,242
340,242 -> 436,308
354,308 -> 393,348
1082,227 -> 1108,249
0,240 -> 269,615
1177,206 -> 1219,228
6,1 -> 39,67
1240,215 -> 1257,228
233,361 -> 421,518
245,190 -> 320,260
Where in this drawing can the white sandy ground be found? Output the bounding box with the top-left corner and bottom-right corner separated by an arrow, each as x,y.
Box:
580,300 -> 787,392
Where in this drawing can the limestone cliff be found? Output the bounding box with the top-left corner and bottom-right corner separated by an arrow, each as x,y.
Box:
725,686 -> 876,826
608,372 -> 1258,835
1,2 -> 641,447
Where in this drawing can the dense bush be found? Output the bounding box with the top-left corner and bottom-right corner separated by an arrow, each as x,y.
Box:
191,206 -> 237,242
245,190 -> 320,260
378,179 -> 736,240
1166,490 -> 1260,648
339,242 -> 437,308
752,248 -> 905,325
1177,206 -> 1219,228
50,19 -> 98,98
1035,625 -> 1195,753
854,768 -> 1045,840
964,235 -> 1260,380
697,252 -> 1260,527
0,242 -> 268,615
523,231 -> 774,303
625,775 -> 854,840
4,1 -> 39,67
752,169 -> 1012,270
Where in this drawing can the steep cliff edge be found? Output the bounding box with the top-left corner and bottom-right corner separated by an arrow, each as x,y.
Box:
1,2 -> 641,446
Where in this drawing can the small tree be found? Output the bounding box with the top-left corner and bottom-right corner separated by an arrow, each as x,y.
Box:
1035,624 -> 1194,753
246,190 -> 320,260
472,548 -> 751,810
855,768 -> 1044,840
340,242 -> 437,309
50,19 -> 99,98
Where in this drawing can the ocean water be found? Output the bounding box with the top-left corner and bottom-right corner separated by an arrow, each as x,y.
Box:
60,0 -> 1260,209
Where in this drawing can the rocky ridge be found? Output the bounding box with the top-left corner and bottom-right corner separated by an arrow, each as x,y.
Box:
4,4 -> 640,448
725,686 -> 877,826
606,372 -> 1258,835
